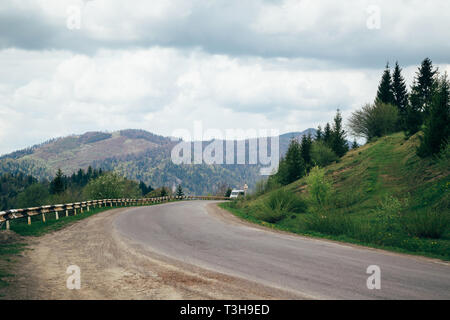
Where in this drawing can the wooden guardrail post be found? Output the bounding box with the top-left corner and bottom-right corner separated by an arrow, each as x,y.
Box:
6,220 -> 10,230
27,216 -> 31,225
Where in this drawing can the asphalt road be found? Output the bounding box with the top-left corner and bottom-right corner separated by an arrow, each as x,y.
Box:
114,201 -> 450,299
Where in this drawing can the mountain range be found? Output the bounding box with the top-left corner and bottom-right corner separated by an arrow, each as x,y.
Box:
0,129 -> 316,195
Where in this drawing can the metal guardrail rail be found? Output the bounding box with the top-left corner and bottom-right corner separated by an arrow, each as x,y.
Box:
0,195 -> 230,230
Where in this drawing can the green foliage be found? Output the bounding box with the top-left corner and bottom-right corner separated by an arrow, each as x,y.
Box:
83,172 -> 141,199
225,187 -> 232,198
401,208 -> 450,239
417,73 -> 450,157
254,189 -> 307,223
375,63 -> 395,105
405,58 -> 438,136
15,183 -> 50,208
348,102 -> 399,141
300,134 -> 313,168
411,58 -> 438,116
330,109 -> 349,157
275,138 -> 306,185
221,132 -> 450,260
392,61 -> 409,123
305,166 -> 332,208
311,141 -> 338,167
305,211 -> 355,236
176,184 -> 184,197
50,168 -> 66,194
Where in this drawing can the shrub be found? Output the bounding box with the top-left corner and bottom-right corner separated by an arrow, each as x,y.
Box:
265,189 -> 307,214
348,102 -> 399,141
252,189 -> 307,223
305,166 -> 332,208
401,208 -> 450,239
305,211 -> 355,236
84,173 -> 141,200
311,141 -> 338,167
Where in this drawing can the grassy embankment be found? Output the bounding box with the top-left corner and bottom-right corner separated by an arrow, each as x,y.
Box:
220,132 -> 450,260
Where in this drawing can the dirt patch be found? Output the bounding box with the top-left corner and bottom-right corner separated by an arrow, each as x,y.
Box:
0,207 -> 302,300
0,230 -> 24,244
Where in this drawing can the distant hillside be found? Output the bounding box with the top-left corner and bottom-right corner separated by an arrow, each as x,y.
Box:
0,129 -> 315,195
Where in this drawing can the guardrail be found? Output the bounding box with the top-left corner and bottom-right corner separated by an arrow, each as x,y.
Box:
0,195 -> 230,230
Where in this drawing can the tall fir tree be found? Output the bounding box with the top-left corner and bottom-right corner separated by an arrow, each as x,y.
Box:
392,61 -> 408,129
50,168 -> 65,194
417,73 -> 450,157
316,125 -> 323,141
300,134 -> 313,168
323,122 -> 332,147
331,109 -> 349,157
176,184 -> 184,197
375,63 -> 395,105
277,138 -> 305,185
411,58 -> 438,116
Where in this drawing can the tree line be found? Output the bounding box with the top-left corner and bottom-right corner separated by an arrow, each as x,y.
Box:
0,167 -> 159,211
349,58 -> 449,157
259,57 -> 448,193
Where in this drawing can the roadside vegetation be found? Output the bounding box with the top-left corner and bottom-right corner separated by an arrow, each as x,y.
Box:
221,58 -> 449,261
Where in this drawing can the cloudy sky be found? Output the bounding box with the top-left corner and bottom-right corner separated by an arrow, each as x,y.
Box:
1,0 -> 450,155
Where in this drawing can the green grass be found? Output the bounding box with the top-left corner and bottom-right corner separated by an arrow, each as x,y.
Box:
220,132 -> 450,261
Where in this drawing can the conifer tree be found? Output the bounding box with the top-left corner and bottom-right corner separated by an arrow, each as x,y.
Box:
331,109 -> 349,157
50,168 -> 65,194
323,123 -> 332,147
392,61 -> 408,129
300,134 -> 313,168
375,63 -> 394,105
176,184 -> 184,197
316,125 -> 323,141
411,58 -> 438,116
417,73 -> 450,157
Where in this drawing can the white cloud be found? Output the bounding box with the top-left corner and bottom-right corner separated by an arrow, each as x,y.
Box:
0,1 -> 449,155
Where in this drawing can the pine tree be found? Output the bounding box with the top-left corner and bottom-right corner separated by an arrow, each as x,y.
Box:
411,58 -> 438,116
50,168 -> 65,194
392,61 -> 408,128
300,134 -> 313,168
316,125 -> 323,141
160,187 -> 168,197
276,138 -> 305,185
405,79 -> 424,136
417,73 -> 450,157
375,63 -> 395,105
323,123 -> 332,147
351,140 -> 359,149
331,109 -> 349,157
176,184 -> 184,197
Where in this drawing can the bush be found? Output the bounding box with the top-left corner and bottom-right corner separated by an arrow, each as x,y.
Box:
305,211 -> 355,236
305,166 -> 332,208
252,189 -> 307,223
401,208 -> 450,239
84,173 -> 141,200
311,141 -> 338,167
348,102 -> 399,141
15,184 -> 50,208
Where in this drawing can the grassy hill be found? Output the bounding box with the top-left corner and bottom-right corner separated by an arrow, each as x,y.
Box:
221,132 -> 450,260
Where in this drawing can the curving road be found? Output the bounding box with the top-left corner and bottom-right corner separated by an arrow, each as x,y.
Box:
114,200 -> 450,300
